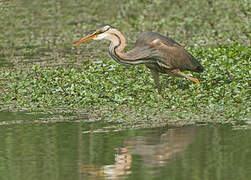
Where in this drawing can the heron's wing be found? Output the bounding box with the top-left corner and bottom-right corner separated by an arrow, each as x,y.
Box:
125,45 -> 157,60
150,39 -> 202,72
126,32 -> 203,72
135,32 -> 181,47
126,32 -> 181,61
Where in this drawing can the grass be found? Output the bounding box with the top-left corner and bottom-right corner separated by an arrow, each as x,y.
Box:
0,44 -> 250,126
0,0 -> 250,127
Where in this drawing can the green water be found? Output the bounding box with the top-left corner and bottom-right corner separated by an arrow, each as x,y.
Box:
0,112 -> 251,180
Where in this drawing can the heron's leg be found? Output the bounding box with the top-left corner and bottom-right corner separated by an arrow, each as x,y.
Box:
170,69 -> 200,84
150,69 -> 162,93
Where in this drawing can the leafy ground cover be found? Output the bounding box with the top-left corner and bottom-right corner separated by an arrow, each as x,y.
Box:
0,0 -> 250,126
0,44 -> 250,126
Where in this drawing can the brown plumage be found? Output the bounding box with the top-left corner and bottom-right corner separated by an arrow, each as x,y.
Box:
73,25 -> 204,93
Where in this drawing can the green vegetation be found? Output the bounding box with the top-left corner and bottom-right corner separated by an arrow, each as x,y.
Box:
0,0 -> 250,126
0,44 -> 250,126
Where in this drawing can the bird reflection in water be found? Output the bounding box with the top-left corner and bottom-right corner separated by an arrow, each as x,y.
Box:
78,126 -> 198,179
78,147 -> 132,179
125,126 -> 198,168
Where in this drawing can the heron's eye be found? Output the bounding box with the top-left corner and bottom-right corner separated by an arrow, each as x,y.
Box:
94,29 -> 103,34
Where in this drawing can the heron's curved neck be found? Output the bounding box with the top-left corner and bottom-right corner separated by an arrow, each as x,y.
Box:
109,29 -> 126,52
107,29 -> 149,65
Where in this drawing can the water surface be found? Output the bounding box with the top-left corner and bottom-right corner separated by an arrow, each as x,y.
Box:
0,112 -> 251,180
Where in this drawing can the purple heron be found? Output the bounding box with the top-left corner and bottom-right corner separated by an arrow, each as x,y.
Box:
73,25 -> 204,93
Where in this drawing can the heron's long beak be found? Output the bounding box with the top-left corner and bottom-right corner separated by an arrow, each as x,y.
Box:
73,32 -> 97,46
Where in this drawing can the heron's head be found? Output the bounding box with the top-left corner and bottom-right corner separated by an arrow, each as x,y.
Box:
73,24 -> 114,46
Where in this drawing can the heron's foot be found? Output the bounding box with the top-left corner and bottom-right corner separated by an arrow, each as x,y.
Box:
189,77 -> 200,84
157,94 -> 163,99
156,87 -> 163,99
